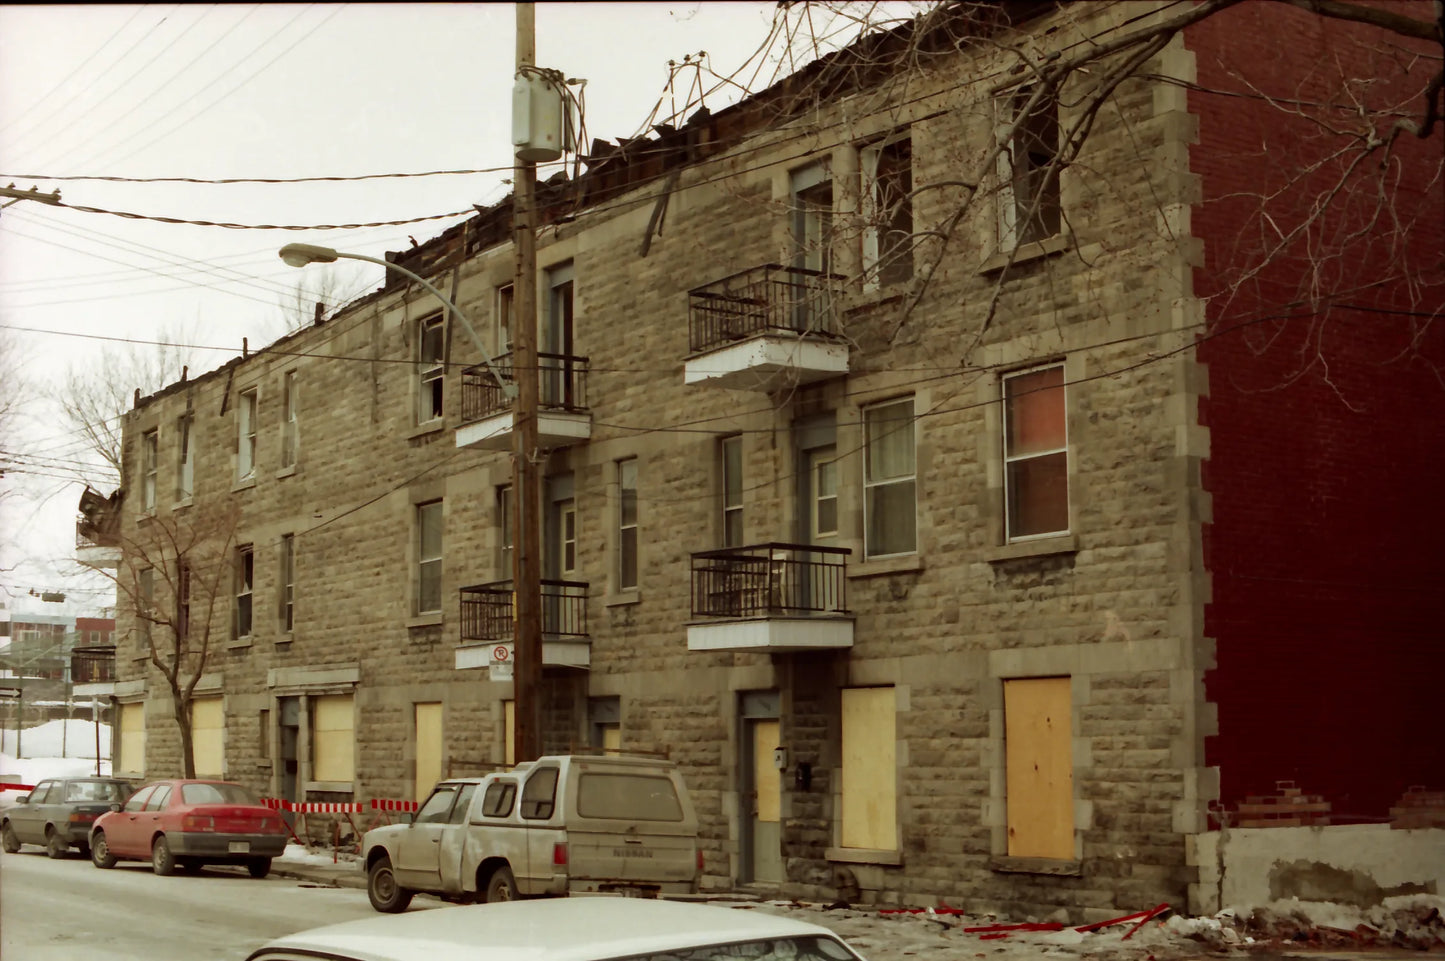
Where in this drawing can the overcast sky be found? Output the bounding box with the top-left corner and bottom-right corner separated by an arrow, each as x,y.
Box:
0,2 -> 889,619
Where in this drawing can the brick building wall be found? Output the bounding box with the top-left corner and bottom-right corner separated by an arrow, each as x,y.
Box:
1186,3 -> 1445,820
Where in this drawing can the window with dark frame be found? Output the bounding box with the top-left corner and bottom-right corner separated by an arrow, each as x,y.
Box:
234,545 -> 254,638
998,86 -> 1062,248
175,415 -> 192,501
862,135 -> 914,287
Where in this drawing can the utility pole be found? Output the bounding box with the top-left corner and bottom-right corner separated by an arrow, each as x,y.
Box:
512,1 -> 544,764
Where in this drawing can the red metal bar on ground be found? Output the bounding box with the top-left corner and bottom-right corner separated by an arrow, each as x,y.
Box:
979,933 -> 1010,941
1075,910 -> 1151,933
1121,904 -> 1170,941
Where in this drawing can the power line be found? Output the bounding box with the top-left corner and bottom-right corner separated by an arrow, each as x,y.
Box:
0,164 -> 552,185
34,197 -> 478,231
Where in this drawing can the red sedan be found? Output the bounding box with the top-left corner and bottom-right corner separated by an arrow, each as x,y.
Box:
89,779 -> 288,878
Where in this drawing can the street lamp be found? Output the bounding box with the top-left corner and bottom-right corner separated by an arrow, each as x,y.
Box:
279,240 -> 542,764
277,243 -> 516,399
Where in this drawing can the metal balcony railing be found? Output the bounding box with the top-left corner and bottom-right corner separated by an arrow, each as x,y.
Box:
687,264 -> 845,354
459,580 -> 589,642
460,352 -> 589,424
70,646 -> 116,683
690,543 -> 850,618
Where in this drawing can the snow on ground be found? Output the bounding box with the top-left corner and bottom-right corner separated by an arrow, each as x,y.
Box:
0,718 -> 111,759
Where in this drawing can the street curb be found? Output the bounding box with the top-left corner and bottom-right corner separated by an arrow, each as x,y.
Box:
272,864 -> 367,890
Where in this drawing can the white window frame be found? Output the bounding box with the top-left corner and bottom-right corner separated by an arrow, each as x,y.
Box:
1002,364 -> 1070,541
280,370 -> 298,469
721,435 -> 743,548
234,545 -> 254,638
417,500 -> 443,614
497,485 -> 514,579
496,284 -> 514,356
279,533 -> 295,633
141,429 -> 158,512
560,502 -> 577,576
617,458 -> 638,591
862,397 -> 917,559
237,388 -> 257,480
175,415 -> 193,502
417,314 -> 445,424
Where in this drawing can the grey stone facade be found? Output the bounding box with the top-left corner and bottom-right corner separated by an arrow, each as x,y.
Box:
111,4 -> 1227,918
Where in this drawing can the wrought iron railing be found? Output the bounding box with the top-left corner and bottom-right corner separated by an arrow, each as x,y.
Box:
690,543 -> 850,618
460,352 -> 589,424
459,580 -> 589,641
688,264 -> 845,354
70,646 -> 116,683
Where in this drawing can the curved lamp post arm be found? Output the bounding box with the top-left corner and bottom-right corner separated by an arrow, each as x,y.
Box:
279,243 -> 517,399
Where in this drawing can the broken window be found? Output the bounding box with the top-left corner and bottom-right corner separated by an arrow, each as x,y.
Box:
418,314 -> 445,423
861,135 -> 914,287
997,86 -> 1062,248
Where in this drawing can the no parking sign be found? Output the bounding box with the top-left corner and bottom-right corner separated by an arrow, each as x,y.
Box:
489,643 -> 514,682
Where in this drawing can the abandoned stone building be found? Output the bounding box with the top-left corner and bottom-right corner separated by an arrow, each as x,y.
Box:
105,2 -> 1443,918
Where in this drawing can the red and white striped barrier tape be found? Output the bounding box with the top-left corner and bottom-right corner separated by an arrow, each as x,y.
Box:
262,796 -> 417,814
369,798 -> 418,812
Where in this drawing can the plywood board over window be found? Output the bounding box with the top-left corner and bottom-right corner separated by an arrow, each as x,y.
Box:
1004,676 -> 1074,859
118,702 -> 146,775
312,694 -> 355,783
191,696 -> 224,778
414,702 -> 443,803
840,687 -> 897,850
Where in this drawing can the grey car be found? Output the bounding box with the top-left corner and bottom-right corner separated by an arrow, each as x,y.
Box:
2,777 -> 134,858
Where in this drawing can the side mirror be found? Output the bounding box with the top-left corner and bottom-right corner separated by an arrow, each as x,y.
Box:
14,795 -> 28,805
108,803 -> 122,813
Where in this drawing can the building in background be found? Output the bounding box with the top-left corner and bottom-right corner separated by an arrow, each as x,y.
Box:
102,2 -> 1443,918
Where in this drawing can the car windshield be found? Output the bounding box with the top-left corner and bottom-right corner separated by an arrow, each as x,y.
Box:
614,936 -> 861,961
181,782 -> 259,805
65,781 -> 130,802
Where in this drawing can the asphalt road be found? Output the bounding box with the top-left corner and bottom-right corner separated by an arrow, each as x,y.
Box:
0,847 -> 436,960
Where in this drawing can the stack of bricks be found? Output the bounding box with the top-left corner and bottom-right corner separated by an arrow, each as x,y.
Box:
1235,780 -> 1332,827
1389,786 -> 1445,829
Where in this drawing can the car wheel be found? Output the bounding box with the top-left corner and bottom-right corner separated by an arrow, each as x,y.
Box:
247,857 -> 271,879
1,822 -> 19,854
151,835 -> 175,876
367,856 -> 413,913
485,864 -> 517,903
45,829 -> 68,859
90,832 -> 117,869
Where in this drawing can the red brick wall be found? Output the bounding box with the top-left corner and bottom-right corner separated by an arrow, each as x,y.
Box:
1186,2 -> 1445,820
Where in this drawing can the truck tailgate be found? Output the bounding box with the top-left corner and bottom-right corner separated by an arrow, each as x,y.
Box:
567,827 -> 696,883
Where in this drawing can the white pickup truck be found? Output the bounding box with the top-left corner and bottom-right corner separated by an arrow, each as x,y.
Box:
360,754 -> 700,913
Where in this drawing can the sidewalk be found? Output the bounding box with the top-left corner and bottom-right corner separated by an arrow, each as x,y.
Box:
271,844 -> 366,890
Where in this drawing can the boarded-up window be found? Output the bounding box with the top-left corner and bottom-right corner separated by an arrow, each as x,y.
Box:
118,702 -> 146,775
840,687 -> 897,850
311,694 -> 355,783
414,702 -> 443,803
503,700 -> 515,767
1004,676 -> 1074,859
191,696 -> 224,778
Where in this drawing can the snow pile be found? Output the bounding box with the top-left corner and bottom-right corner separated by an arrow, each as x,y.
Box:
0,718 -> 111,758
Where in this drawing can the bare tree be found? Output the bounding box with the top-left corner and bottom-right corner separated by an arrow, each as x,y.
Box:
57,323 -> 197,484
106,499 -> 240,778
275,263 -> 366,336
